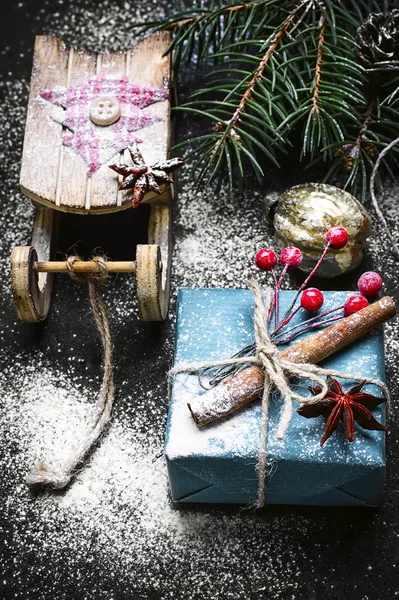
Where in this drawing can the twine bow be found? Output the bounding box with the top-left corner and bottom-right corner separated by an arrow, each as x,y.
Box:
169,280 -> 389,508
26,256 -> 115,489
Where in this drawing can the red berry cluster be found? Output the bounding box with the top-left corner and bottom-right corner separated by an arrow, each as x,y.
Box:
325,226 -> 348,249
343,294 -> 369,316
343,271 -> 383,316
255,248 -> 277,271
301,288 -> 324,312
255,246 -> 304,272
208,226 -> 386,391
254,226 -> 384,345
358,271 -> 383,297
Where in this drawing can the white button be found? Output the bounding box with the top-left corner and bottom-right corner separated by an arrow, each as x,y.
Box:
89,95 -> 121,126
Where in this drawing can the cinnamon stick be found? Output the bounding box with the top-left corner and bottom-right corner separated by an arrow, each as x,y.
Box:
187,296 -> 396,426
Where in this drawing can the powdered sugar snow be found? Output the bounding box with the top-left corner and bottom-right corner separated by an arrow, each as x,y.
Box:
1,1 -> 399,599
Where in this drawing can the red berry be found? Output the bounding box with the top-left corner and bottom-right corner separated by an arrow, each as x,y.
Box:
300,288 -> 324,312
255,248 -> 277,271
326,226 -> 348,250
280,246 -> 303,269
357,271 -> 383,297
344,294 -> 369,316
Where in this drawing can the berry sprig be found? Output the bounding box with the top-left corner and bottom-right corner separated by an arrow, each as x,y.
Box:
255,227 -> 383,344
279,226 -> 348,322
255,248 -> 279,326
357,272 -> 383,297
201,227 -> 384,389
271,294 -> 372,346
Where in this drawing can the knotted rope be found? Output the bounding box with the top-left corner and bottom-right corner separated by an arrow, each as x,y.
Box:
26,256 -> 115,489
169,280 -> 388,508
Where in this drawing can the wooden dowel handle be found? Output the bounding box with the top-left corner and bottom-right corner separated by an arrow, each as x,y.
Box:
188,296 -> 396,427
35,261 -> 137,274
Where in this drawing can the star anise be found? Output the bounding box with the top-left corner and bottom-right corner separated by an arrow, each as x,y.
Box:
297,378 -> 387,446
109,144 -> 184,207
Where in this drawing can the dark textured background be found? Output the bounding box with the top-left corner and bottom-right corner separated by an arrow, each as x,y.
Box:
1,1 -> 399,599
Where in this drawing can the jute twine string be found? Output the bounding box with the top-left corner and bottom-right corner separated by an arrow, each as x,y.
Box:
26,256 -> 115,489
169,280 -> 389,508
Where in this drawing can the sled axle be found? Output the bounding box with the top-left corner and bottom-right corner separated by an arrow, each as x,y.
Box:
35,261 -> 137,274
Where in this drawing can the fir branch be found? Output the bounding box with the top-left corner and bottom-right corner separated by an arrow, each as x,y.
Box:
171,2 -> 306,184
167,1 -> 259,30
227,5 -> 299,135
310,14 -> 326,116
278,21 -> 366,161
144,1 -> 399,197
340,100 -> 376,172
324,69 -> 399,199
149,0 -> 282,69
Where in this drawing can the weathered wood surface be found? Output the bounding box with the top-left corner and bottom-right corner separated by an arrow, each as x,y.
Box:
20,33 -> 172,214
35,260 -> 137,274
136,189 -> 172,321
20,37 -> 68,207
89,49 -> 126,211
11,208 -> 57,322
57,47 -> 97,211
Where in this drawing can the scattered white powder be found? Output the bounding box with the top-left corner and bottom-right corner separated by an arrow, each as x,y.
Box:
1,1 -> 399,598
0,357 -> 313,600
166,374 -> 262,459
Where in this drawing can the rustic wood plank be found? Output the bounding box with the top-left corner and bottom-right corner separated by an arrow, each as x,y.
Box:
57,47 -> 97,210
20,36 -> 68,206
31,207 -> 58,291
119,31 -> 172,209
88,50 -> 127,210
20,33 -> 172,214
134,33 -> 172,319
148,195 -> 172,312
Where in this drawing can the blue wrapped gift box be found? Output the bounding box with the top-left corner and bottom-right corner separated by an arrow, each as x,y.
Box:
165,289 -> 387,506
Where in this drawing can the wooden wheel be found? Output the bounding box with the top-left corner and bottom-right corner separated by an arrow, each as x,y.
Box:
11,246 -> 52,322
136,201 -> 172,321
136,245 -> 165,321
11,208 -> 56,322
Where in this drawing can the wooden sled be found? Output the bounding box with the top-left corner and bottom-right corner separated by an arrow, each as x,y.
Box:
11,33 -> 173,323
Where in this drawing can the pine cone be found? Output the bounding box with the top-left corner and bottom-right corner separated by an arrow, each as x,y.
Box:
357,10 -> 399,67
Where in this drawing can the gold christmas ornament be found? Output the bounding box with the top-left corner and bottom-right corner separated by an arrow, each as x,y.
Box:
273,183 -> 372,278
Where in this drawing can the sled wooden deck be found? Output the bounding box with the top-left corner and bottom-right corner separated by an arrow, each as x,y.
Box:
12,33 -> 174,324
20,34 -> 172,213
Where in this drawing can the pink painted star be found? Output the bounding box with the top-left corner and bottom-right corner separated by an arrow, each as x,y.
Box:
40,75 -> 168,173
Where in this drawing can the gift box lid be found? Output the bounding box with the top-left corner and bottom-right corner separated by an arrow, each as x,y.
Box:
165,289 -> 387,506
